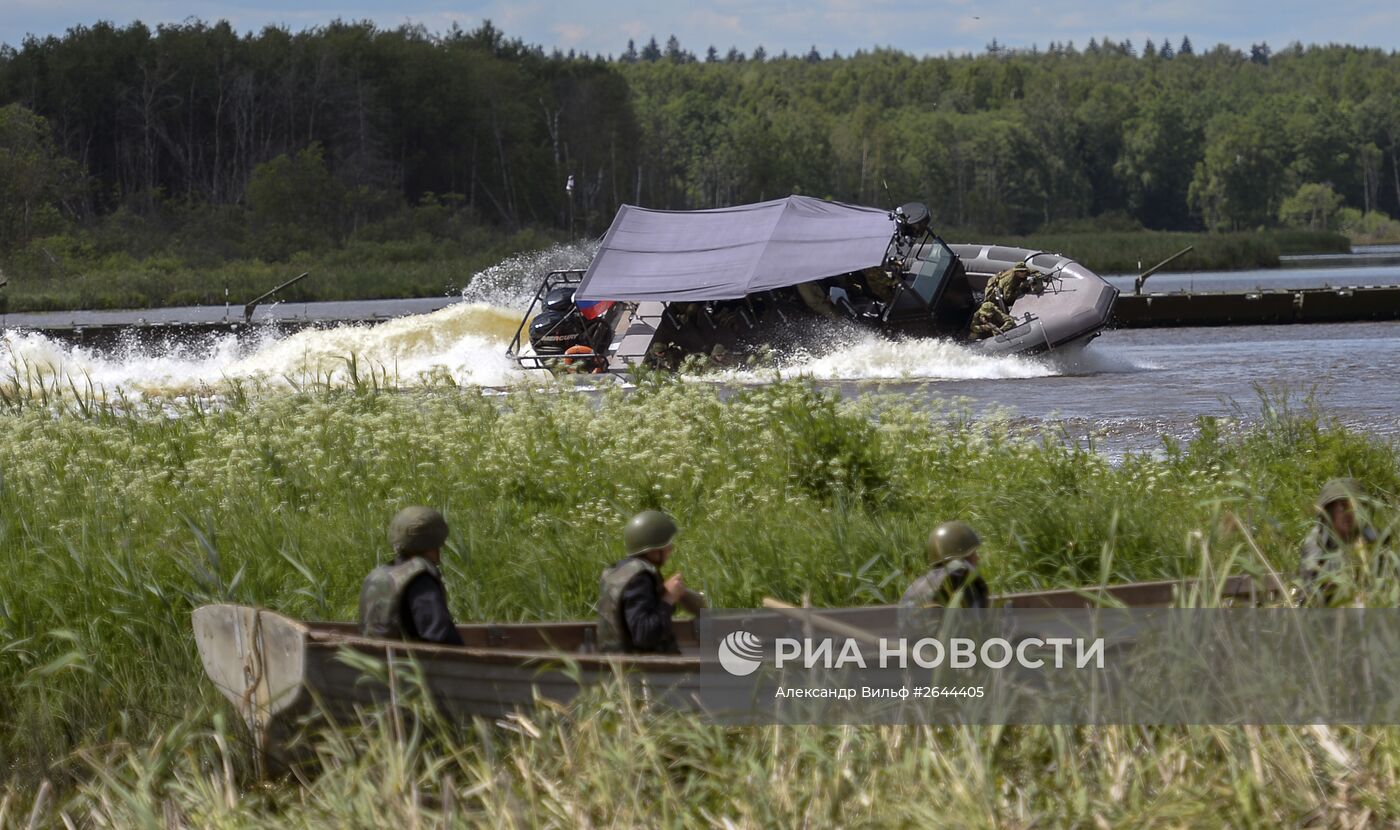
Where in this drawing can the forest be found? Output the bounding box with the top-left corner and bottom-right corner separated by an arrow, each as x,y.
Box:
1,21 -> 1398,308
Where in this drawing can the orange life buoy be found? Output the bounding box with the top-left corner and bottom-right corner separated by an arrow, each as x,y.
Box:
562,344 -> 605,373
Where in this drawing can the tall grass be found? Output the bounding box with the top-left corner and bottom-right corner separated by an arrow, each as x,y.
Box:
0,227 -> 1353,315
993,229 -> 1352,275
0,377 -> 1395,824
0,231 -> 560,313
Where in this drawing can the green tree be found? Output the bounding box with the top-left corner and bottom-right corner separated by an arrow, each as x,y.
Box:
1278,182 -> 1345,230
1189,110 -> 1287,230
1116,94 -> 1202,228
246,143 -> 342,258
0,104 -> 83,251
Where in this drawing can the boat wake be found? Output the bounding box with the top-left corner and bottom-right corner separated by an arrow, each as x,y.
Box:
712,333 -> 1057,383
0,303 -> 540,397
0,241 -> 1146,399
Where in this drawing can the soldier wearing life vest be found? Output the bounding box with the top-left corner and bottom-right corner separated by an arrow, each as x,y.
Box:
597,511 -> 704,653
901,520 -> 991,609
358,507 -> 464,646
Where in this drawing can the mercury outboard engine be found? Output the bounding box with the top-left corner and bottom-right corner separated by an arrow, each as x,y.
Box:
543,286 -> 576,313
529,309 -> 587,355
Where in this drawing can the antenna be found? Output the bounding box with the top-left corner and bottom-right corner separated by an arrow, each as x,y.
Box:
881,179 -> 895,211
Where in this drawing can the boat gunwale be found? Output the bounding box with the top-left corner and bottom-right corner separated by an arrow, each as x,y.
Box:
300,625 -> 702,672
264,573 -> 1283,668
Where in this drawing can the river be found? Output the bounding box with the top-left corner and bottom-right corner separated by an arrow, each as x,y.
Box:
2,245 -> 1398,456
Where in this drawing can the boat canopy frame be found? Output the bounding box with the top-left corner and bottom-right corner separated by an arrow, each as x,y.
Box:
505,269 -> 590,371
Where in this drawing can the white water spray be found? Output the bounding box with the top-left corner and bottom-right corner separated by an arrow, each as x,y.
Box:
0,240 -> 1140,398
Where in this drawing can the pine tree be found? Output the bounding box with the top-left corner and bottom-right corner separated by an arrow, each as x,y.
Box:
752,45 -> 767,62
664,35 -> 685,63
725,46 -> 744,62
1179,35 -> 1194,55
1160,38 -> 1175,59
805,45 -> 821,63
1144,38 -> 1156,57
640,37 -> 661,62
706,45 -> 719,62
621,38 -> 638,63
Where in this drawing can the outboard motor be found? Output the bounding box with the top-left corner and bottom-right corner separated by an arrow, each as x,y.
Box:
543,286 -> 577,313
528,309 -> 586,355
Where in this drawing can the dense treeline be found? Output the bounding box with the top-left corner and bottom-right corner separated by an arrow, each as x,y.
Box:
0,21 -> 637,240
0,22 -> 1398,308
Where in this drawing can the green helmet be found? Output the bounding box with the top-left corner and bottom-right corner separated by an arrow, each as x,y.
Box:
624,510 -> 678,556
1315,478 -> 1363,513
927,520 -> 981,565
388,506 -> 449,555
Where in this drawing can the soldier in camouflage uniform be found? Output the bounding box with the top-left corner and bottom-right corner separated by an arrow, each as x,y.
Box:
969,261 -> 1044,340
1299,478 -> 1391,605
984,261 -> 1038,310
861,266 -> 897,302
597,511 -> 704,653
797,281 -> 842,320
969,300 -> 1015,339
901,520 -> 991,609
358,506 -> 464,645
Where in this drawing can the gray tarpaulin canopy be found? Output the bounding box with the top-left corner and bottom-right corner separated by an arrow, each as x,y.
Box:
573,195 -> 895,302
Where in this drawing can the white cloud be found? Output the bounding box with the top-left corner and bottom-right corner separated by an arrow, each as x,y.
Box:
551,21 -> 589,45
8,0 -> 1400,57
686,9 -> 744,35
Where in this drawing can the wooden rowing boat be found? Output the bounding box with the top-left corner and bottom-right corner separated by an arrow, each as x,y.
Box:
193,574 -> 1286,770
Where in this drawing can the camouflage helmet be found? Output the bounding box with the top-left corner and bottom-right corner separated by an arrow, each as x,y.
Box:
927,520 -> 982,565
388,506 -> 449,555
624,510 -> 679,556
1315,478 -> 1363,513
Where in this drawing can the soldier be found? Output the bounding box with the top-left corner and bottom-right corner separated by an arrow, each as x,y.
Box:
796,281 -> 842,320
1299,478 -> 1389,605
597,510 -> 704,653
969,300 -> 1015,339
358,506 -> 464,646
901,520 -> 991,609
984,261 -> 1038,311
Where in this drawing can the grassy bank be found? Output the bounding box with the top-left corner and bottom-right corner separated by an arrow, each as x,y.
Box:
0,227 -> 1353,314
979,229 -> 1352,275
0,378 -> 1396,823
0,229 -> 562,314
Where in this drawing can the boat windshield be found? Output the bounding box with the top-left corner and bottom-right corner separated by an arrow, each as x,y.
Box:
908,241 -> 957,305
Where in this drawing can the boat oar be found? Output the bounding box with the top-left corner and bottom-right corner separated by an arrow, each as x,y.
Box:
761,597 -> 883,647
1134,246 -> 1194,295
244,271 -> 311,323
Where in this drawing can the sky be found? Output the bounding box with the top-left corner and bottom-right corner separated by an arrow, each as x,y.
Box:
3,0 -> 1399,57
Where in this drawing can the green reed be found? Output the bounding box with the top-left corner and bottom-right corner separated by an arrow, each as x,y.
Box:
0,378 -> 1394,825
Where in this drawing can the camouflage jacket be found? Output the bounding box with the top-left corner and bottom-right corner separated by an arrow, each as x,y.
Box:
1299,522 -> 1390,605
900,559 -> 990,609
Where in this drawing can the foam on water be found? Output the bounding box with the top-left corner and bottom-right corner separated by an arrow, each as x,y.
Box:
0,243 -> 600,398
710,332 -> 1058,383
0,302 -> 541,396
0,240 -> 1143,398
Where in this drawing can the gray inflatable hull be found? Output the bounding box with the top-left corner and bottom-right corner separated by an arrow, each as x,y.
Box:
951,244 -> 1119,355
